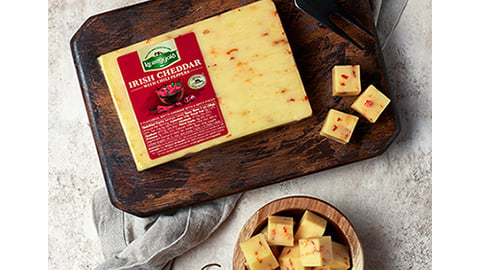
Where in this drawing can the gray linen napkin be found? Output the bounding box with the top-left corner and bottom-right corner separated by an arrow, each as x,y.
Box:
93,188 -> 241,270
370,0 -> 409,49
91,1 -> 408,269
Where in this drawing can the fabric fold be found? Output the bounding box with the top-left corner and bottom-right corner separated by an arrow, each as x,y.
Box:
92,188 -> 241,270
374,0 -> 409,49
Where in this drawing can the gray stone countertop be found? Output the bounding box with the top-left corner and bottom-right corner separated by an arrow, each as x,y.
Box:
48,0 -> 431,269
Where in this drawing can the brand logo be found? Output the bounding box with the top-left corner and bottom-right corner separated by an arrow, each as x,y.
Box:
140,39 -> 180,71
188,74 -> 207,89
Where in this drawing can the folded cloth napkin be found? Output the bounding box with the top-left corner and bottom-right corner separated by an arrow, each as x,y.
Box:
93,188 -> 241,270
91,1 -> 408,269
370,0 -> 409,49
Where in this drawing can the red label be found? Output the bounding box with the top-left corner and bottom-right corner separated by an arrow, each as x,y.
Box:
117,33 -> 228,160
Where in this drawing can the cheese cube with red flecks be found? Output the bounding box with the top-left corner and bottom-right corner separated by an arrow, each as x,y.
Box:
351,84 -> 391,123
320,109 -> 359,144
278,243 -> 310,270
332,65 -> 361,96
311,241 -> 351,270
267,216 -> 295,246
240,233 -> 280,270
294,210 -> 327,240
299,236 -> 334,267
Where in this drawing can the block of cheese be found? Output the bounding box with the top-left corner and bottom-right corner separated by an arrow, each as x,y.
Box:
267,216 -> 295,246
240,233 -> 280,270
299,237 -> 334,267
97,0 -> 312,171
311,241 -> 350,270
320,109 -> 359,144
278,243 -> 311,270
332,65 -> 361,96
295,210 -> 328,240
351,84 -> 391,123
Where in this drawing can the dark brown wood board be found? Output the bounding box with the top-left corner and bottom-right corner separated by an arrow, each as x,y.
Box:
71,0 -> 399,216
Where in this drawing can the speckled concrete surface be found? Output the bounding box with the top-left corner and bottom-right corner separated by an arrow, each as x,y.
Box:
48,0 -> 431,269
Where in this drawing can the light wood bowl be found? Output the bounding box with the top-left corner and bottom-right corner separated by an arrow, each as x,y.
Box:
233,196 -> 364,269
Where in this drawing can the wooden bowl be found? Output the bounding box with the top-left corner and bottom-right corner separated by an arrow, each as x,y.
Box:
232,196 -> 364,269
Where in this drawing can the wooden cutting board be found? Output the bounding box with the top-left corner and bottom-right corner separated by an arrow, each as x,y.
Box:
71,0 -> 399,216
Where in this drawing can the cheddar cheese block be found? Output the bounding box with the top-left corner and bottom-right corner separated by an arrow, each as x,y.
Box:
98,0 -> 312,171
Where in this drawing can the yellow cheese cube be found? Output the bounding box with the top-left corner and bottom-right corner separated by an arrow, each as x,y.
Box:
240,233 -> 280,270
332,65 -> 361,96
278,243 -> 311,270
351,84 -> 391,123
97,0 -> 312,171
258,225 -> 281,257
311,241 -> 350,270
267,216 -> 295,246
299,237 -> 333,267
295,211 -> 327,240
319,109 -> 359,144
246,259 -> 280,270
330,242 -> 351,269
311,266 -> 344,270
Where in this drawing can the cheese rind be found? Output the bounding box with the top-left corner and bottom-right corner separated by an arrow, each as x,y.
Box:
351,84 -> 390,123
98,0 -> 312,171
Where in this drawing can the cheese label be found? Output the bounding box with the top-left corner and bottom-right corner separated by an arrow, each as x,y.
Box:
116,32 -> 228,160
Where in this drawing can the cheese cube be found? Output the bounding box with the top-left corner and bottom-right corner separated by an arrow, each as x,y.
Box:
299,237 -> 333,267
332,65 -> 361,96
267,216 -> 295,246
246,260 -> 280,270
311,266 -> 345,270
258,225 -> 281,257
330,242 -> 351,269
311,241 -> 350,270
295,210 -> 327,240
319,109 -> 359,144
278,243 -> 311,270
97,0 -> 312,171
240,233 -> 280,270
351,84 -> 391,123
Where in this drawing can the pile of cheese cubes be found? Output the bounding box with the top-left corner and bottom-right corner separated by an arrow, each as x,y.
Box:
320,65 -> 391,144
240,210 -> 351,270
